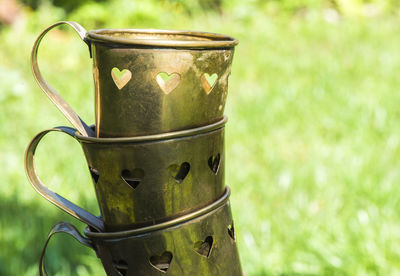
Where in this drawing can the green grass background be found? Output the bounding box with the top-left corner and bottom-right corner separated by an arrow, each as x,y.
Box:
2,0 -> 400,275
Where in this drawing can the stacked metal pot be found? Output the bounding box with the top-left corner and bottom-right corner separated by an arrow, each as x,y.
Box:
25,21 -> 242,276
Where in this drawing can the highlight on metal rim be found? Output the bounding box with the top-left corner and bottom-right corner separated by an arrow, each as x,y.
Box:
75,116 -> 228,144
87,28 -> 238,48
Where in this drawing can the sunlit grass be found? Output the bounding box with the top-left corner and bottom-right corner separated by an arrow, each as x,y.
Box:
2,4 -> 400,275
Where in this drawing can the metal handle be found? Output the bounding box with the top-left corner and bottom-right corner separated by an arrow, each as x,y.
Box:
25,126 -> 104,231
31,21 -> 95,137
40,222 -> 94,276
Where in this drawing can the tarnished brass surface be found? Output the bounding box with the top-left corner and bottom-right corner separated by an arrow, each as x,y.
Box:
40,188 -> 242,276
30,21 -> 241,275
86,186 -> 230,239
25,118 -> 227,232
31,21 -> 238,137
91,200 -> 242,276
91,36 -> 235,138
83,128 -> 225,231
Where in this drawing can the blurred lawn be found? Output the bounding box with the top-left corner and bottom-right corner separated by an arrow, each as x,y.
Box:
2,1 -> 400,275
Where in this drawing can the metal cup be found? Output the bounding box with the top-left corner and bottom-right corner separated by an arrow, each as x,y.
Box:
25,118 -> 226,232
32,21 -> 238,137
40,188 -> 243,276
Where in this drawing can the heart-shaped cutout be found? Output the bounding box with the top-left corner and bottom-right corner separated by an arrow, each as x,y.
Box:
156,72 -> 180,94
89,167 -> 99,184
149,251 -> 173,273
168,162 -> 190,184
194,236 -> 213,258
113,260 -> 128,276
121,168 -> 144,190
228,223 -> 235,241
201,73 -> 218,94
208,153 -> 221,175
111,67 -> 132,90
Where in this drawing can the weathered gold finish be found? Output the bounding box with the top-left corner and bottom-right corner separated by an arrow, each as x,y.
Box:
25,118 -> 227,232
31,21 -> 238,137
40,188 -> 243,276
29,21 -> 242,275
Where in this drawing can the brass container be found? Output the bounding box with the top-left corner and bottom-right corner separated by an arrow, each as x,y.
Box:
31,21 -> 238,137
40,188 -> 243,276
25,118 -> 226,232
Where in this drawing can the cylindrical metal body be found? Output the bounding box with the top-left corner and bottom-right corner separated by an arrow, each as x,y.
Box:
29,21 -> 242,276
87,188 -> 241,276
80,120 -> 226,231
31,21 -> 238,138
26,118 -> 228,232
90,33 -> 236,137
40,188 -> 242,276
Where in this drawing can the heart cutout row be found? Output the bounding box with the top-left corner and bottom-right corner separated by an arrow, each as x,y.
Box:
111,67 -> 132,90
121,168 -> 145,190
149,251 -> 173,273
110,68 -> 218,94
194,236 -> 213,258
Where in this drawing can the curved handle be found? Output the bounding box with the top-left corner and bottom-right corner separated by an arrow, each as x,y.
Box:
40,222 -> 95,276
25,127 -> 104,231
31,21 -> 95,137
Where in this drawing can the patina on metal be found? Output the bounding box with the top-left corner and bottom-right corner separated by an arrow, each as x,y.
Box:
40,188 -> 243,276
29,20 -> 242,276
31,21 -> 238,137
25,117 -> 227,232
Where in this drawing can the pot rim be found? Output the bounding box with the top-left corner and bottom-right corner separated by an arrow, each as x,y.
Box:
75,116 -> 227,143
84,187 -> 230,239
87,28 -> 238,49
